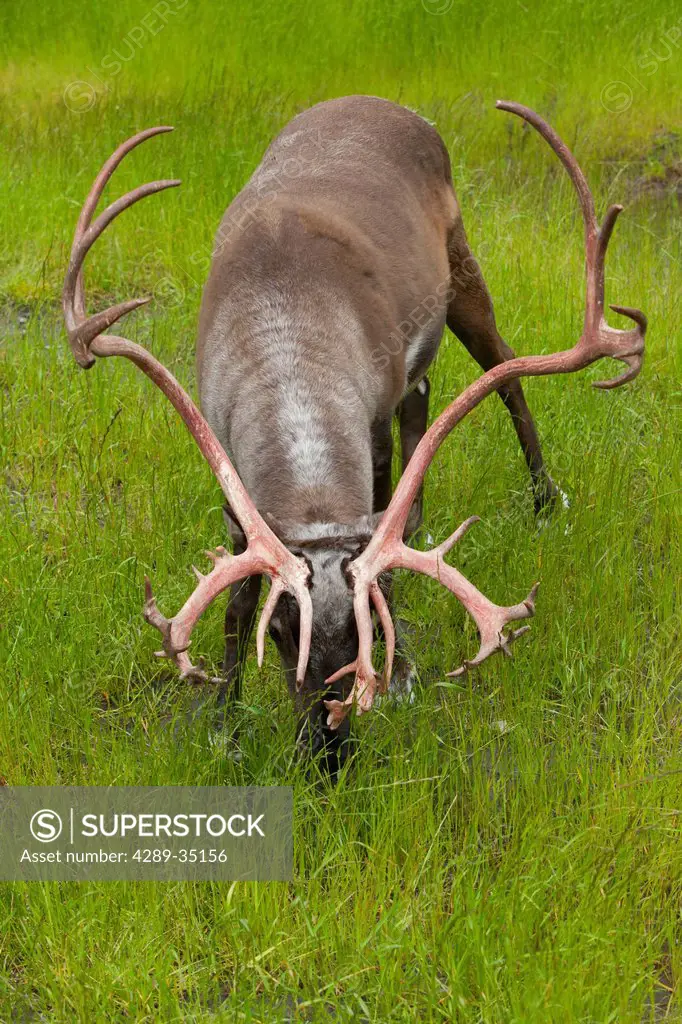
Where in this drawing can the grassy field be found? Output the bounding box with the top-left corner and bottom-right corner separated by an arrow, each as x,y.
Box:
1,0 -> 681,1020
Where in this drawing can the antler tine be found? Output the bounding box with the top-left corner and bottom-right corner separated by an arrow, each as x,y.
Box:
65,180 -> 181,361
75,126 -> 175,238
370,581 -> 394,690
324,583 -> 383,729
64,127 -> 314,687
328,101 -> 648,730
64,125 -> 176,367
256,580 -> 287,669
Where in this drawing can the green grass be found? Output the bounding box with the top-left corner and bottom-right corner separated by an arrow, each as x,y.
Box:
1,0 -> 681,1019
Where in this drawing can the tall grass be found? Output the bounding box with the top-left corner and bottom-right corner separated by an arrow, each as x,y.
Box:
0,0 -> 680,1019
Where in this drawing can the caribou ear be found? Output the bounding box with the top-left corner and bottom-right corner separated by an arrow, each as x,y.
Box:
222,503 -> 246,548
349,511 -> 384,536
263,511 -> 288,538
223,503 -> 288,547
368,511 -> 384,531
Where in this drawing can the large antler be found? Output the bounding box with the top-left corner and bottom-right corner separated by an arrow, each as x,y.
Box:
324,101 -> 646,729
63,126 -> 312,684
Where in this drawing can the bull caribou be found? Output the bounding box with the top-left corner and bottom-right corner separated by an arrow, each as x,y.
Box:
63,96 -> 645,767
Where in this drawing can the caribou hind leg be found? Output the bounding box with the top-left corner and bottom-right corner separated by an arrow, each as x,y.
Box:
445,220 -> 562,514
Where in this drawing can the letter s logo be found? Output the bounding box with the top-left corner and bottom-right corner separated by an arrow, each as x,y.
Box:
30,809 -> 63,843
